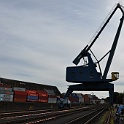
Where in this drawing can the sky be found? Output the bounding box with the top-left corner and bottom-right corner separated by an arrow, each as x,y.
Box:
0,0 -> 124,98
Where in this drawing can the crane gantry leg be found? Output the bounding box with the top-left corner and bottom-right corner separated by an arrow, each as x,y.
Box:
62,83 -> 114,106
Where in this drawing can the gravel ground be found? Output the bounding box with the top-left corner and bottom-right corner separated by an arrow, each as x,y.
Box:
93,106 -> 124,124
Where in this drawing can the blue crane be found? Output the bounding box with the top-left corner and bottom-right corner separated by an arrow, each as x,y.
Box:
59,3 -> 124,107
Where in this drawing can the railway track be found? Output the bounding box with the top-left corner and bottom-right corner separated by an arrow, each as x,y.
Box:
40,105 -> 109,124
104,108 -> 113,124
0,105 -> 109,124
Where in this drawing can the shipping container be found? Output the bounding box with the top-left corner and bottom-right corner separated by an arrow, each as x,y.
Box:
20,90 -> 39,102
37,90 -> 47,94
0,94 -> 13,99
48,95 -> 57,98
38,90 -> 48,103
14,98 -> 26,102
48,95 -> 57,103
0,85 -> 13,102
0,91 -> 13,94
27,95 -> 38,101
26,90 -> 37,94
27,91 -> 39,102
39,93 -> 48,97
70,93 -> 78,97
13,87 -> 26,91
14,95 -> 27,99
0,93 -> 13,102
0,87 -> 12,91
0,97 -> 13,102
45,89 -> 55,95
69,93 -> 79,103
84,94 -> 90,104
14,91 -> 27,102
38,97 -> 48,103
69,96 -> 79,103
76,93 -> 84,103
14,91 -> 27,95
62,93 -> 79,103
48,98 -> 57,103
14,95 -> 27,102
27,93 -> 38,96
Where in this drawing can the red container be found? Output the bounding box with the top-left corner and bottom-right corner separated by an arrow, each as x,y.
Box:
38,90 -> 48,103
14,97 -> 27,102
14,95 -> 27,102
14,91 -> 27,102
39,93 -> 48,97
28,93 -> 38,96
27,92 -> 38,102
14,91 -> 27,95
39,96 -> 48,103
69,96 -> 79,103
26,90 -> 37,94
84,94 -> 90,104
38,90 -> 48,96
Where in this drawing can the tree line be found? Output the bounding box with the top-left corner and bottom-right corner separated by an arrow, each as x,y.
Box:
113,92 -> 124,104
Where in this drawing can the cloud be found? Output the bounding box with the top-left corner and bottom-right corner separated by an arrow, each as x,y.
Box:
0,0 -> 124,96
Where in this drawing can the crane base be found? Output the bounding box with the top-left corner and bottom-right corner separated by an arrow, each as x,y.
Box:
63,83 -> 114,105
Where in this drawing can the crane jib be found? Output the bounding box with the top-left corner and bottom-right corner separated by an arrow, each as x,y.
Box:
73,3 -> 124,66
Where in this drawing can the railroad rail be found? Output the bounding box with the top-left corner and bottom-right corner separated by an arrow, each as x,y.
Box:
0,105 -> 109,124
40,105 -> 108,124
104,108 -> 113,124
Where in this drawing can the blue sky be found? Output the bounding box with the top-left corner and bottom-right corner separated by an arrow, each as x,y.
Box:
0,0 -> 124,98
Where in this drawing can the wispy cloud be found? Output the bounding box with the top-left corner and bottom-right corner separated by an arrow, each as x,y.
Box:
0,0 -> 124,97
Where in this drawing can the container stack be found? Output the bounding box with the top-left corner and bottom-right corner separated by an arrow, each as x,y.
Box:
37,90 -> 48,103
26,90 -> 38,102
76,93 -> 84,104
0,87 -> 13,102
84,94 -> 90,104
13,87 -> 27,102
0,83 -> 11,88
69,93 -> 79,103
45,89 -> 57,103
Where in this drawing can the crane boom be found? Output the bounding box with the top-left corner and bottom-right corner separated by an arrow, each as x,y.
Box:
73,3 -> 124,66
59,3 -> 124,108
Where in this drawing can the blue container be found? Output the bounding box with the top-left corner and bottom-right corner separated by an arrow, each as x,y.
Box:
27,95 -> 38,100
71,93 -> 78,98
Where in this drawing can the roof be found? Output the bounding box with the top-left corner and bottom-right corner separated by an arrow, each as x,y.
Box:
0,77 -> 61,96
